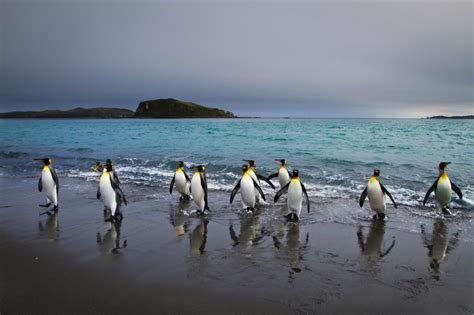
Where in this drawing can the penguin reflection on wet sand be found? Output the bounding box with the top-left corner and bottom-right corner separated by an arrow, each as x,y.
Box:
273,224 -> 309,273
38,212 -> 59,241
36,158 -> 59,215
268,159 -> 291,189
230,164 -> 266,214
274,169 -> 310,222
357,221 -> 396,270
420,219 -> 460,274
243,159 -> 275,204
190,165 -> 210,215
189,219 -> 208,256
170,161 -> 191,200
97,221 -> 127,254
169,201 -> 191,237
423,162 -> 463,215
97,164 -> 127,222
229,213 -> 268,253
359,168 -> 397,221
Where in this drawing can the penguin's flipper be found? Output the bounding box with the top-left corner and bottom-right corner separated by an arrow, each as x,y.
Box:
267,172 -> 278,181
423,178 -> 439,205
170,174 -> 175,194
230,179 -> 241,204
97,185 -> 101,200
301,182 -> 310,213
252,178 -> 266,201
184,171 -> 191,183
110,176 -> 127,206
274,182 -> 290,203
200,173 -> 209,211
256,173 -> 276,189
113,172 -> 122,188
50,166 -> 59,194
380,183 -> 397,208
450,181 -> 463,200
38,176 -> 43,192
359,187 -> 368,207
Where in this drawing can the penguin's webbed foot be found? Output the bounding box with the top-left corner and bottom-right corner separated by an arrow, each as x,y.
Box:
241,207 -> 254,215
285,213 -> 299,222
39,202 -> 51,208
442,208 -> 453,216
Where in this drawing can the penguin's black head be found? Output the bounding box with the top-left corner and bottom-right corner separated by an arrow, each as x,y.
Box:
178,161 -> 185,168
106,159 -> 113,166
243,160 -> 256,168
95,161 -> 102,166
439,162 -> 451,170
105,164 -> 113,172
35,158 -> 51,165
291,169 -> 299,178
196,165 -> 206,173
242,164 -> 249,173
373,168 -> 380,176
276,159 -> 287,166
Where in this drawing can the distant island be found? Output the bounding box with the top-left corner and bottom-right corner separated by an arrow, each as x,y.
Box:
427,115 -> 473,119
135,98 -> 235,118
0,98 -> 236,119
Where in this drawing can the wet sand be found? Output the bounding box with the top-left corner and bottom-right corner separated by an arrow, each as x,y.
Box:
0,177 -> 473,314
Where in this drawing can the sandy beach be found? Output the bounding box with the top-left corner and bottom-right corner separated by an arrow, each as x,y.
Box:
0,176 -> 473,314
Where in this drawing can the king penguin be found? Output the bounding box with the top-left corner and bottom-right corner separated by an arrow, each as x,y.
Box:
230,164 -> 266,213
97,164 -> 127,222
170,161 -> 191,200
423,162 -> 462,215
243,159 -> 275,204
274,169 -> 310,222
105,159 -> 122,189
268,159 -> 291,188
359,168 -> 397,221
36,158 -> 59,214
190,165 -> 209,215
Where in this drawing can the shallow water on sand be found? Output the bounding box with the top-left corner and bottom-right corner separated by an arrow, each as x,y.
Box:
0,177 -> 473,314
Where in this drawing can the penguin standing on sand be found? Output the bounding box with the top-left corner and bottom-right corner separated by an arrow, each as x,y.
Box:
423,162 -> 463,215
97,164 -> 127,222
170,161 -> 191,200
268,159 -> 291,188
230,164 -> 266,213
243,159 -> 275,204
190,165 -> 209,215
359,169 -> 397,221
274,169 -> 310,222
36,158 -> 59,214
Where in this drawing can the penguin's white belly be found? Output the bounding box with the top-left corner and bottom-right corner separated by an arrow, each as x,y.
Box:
41,169 -> 57,205
279,169 -> 290,188
100,175 -> 117,214
288,182 -> 303,215
435,179 -> 451,208
240,176 -> 256,208
175,172 -> 190,196
367,182 -> 385,213
191,174 -> 205,210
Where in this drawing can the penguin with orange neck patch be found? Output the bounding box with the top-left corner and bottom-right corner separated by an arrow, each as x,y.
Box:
35,158 -> 59,214
423,162 -> 463,215
359,168 -> 397,221
170,161 -> 191,200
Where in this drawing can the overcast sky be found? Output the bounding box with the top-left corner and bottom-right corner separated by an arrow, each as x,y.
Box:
1,0 -> 473,117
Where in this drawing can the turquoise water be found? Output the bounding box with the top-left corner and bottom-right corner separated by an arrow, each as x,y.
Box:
0,118 -> 473,208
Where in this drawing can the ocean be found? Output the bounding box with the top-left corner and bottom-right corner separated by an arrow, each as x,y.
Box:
1,118 -> 473,210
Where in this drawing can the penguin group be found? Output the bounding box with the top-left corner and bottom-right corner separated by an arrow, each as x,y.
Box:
36,158 -> 464,222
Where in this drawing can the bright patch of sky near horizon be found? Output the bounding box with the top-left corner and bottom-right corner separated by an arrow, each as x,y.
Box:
0,0 -> 473,117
